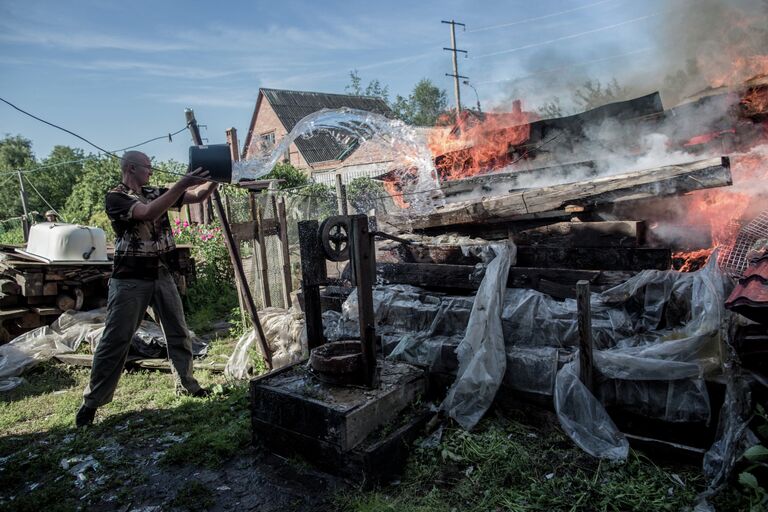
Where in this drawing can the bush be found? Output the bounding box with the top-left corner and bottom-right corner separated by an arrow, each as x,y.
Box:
347,176 -> 386,213
172,220 -> 238,332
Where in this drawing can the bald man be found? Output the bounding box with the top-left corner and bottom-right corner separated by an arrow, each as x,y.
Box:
76,151 -> 218,427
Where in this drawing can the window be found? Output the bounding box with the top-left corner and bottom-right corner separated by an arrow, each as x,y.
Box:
259,131 -> 276,152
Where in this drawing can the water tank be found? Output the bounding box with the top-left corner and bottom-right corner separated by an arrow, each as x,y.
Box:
22,223 -> 109,263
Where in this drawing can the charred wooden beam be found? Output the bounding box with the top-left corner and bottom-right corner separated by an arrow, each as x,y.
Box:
375,262 -> 637,297
512,221 -> 646,248
385,157 -> 731,231
516,246 -> 670,270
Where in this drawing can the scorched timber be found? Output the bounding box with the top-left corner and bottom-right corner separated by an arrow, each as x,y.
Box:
384,157 -> 731,231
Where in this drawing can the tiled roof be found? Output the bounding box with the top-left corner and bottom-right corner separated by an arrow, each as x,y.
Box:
260,88 -> 393,164
726,253 -> 768,325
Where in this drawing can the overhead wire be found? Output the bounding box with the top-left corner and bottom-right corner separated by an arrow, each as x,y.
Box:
0,95 -> 199,179
22,174 -> 66,222
469,0 -> 618,33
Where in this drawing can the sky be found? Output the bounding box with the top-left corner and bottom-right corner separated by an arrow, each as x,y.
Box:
0,0 -> 762,164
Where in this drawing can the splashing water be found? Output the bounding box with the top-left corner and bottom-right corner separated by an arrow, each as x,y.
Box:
232,108 -> 443,215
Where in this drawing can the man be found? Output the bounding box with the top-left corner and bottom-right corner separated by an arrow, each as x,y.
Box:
44,210 -> 59,223
76,151 -> 218,427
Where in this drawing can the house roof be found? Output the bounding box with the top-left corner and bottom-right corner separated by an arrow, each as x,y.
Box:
243,88 -> 394,165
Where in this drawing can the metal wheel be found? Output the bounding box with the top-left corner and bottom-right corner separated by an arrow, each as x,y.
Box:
320,216 -> 350,262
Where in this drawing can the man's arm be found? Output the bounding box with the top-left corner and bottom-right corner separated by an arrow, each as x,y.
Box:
131,169 -> 208,221
182,181 -> 218,205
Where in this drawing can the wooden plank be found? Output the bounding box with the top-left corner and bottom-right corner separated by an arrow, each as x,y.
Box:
516,246 -> 670,271
14,272 -> 43,297
277,197 -> 293,308
0,279 -> 20,294
230,219 -> 279,243
391,157 -> 731,230
576,281 -> 595,393
375,262 -> 635,294
512,221 -> 646,248
43,282 -> 58,296
256,204 -> 271,308
0,307 -> 28,320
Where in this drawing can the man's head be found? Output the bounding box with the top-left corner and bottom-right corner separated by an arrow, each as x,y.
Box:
121,151 -> 152,186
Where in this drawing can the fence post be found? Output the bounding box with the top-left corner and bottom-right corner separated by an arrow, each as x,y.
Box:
276,197 -> 293,308
255,203 -> 271,308
576,280 -> 595,393
335,174 -> 348,215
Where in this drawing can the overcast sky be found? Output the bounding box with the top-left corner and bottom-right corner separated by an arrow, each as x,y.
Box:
0,0 -> 762,163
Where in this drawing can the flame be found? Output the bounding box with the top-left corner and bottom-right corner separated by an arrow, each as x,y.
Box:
673,248 -> 715,272
740,84 -> 768,117
426,101 -> 539,181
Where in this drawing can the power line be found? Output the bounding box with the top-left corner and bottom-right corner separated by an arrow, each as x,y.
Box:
23,174 -> 66,222
474,47 -> 653,86
472,14 -> 655,60
469,0 -> 618,33
0,96 -> 210,180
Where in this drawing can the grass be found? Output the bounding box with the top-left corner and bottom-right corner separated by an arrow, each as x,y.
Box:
0,335 -> 250,511
0,347 -> 757,511
335,412 -> 752,512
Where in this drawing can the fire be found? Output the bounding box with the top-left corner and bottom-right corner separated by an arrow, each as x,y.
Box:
673,248 -> 715,273
426,100 -> 539,181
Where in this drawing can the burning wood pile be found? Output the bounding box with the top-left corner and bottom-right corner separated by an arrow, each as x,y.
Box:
321,74 -> 768,468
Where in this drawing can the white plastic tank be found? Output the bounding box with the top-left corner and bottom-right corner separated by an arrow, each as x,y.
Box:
22,223 -> 109,263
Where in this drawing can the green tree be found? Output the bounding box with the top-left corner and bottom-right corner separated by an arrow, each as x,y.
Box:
261,162 -> 309,189
63,155 -> 121,224
0,135 -> 35,219
345,69 -> 389,102
31,146 -> 86,217
346,176 -> 387,214
391,79 -> 448,126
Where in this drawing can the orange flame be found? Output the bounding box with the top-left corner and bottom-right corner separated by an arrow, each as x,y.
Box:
426,101 -> 539,181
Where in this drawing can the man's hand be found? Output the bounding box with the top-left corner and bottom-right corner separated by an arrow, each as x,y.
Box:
179,167 -> 211,189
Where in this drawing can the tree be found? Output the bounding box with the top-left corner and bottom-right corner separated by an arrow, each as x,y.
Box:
538,97 -> 564,119
345,70 -> 389,102
261,162 -> 309,189
573,78 -> 627,111
346,176 -> 387,214
31,146 -> 86,216
391,79 -> 448,126
0,135 -> 35,219
63,155 -> 121,224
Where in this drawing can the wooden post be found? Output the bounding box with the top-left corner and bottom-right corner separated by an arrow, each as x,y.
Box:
576,280 -> 595,393
349,215 -> 378,388
256,203 -> 271,308
186,109 -> 271,368
298,220 -> 326,350
335,174 -> 348,215
17,170 -> 30,242
276,197 -> 293,308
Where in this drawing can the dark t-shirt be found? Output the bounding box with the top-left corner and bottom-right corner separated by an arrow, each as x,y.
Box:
106,183 -> 183,279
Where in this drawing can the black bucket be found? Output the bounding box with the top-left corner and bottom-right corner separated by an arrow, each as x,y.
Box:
188,144 -> 232,183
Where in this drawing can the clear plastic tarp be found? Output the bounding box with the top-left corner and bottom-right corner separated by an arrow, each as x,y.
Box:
326,252 -> 736,463
0,308 -> 208,391
224,306 -> 306,380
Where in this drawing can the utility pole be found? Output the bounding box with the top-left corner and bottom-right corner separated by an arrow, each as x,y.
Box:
17,170 -> 30,242
185,109 -> 211,224
442,20 -> 467,117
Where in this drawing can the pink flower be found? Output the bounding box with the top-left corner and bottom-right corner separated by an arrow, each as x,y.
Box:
183,221 -> 189,227
175,219 -> 181,225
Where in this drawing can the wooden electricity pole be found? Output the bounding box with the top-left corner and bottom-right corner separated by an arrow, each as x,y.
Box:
17,170 -> 30,241
442,20 -> 467,116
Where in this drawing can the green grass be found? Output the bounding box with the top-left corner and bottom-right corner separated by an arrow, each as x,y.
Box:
0,359 -> 249,511
0,356 -> 757,511
335,414 -> 751,512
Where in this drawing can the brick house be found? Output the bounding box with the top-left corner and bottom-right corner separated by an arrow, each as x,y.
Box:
241,88 -> 394,177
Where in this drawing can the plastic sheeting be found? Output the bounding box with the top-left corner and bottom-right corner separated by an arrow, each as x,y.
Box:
0,309 -> 107,391
441,242 -> 516,430
225,306 -> 306,380
328,248 -> 732,460
0,309 -> 209,391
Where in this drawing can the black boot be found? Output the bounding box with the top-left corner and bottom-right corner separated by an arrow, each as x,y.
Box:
75,403 -> 97,427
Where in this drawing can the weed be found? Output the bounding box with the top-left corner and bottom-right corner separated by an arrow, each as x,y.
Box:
169,481 -> 215,511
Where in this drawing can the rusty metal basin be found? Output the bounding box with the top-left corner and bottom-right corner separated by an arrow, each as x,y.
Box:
310,340 -> 365,385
